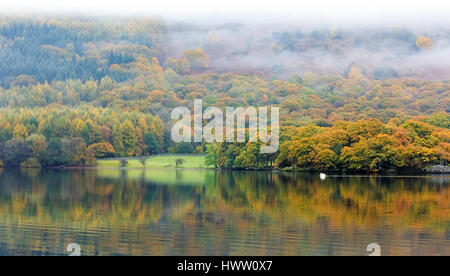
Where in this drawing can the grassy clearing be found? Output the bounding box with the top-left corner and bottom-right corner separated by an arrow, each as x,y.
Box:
127,160 -> 145,168
146,155 -> 211,168
96,160 -> 121,168
97,155 -> 212,169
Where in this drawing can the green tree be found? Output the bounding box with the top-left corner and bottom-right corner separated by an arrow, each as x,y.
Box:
113,120 -> 139,157
0,139 -> 32,166
175,158 -> 185,168
144,133 -> 159,154
205,143 -> 219,168
26,134 -> 47,162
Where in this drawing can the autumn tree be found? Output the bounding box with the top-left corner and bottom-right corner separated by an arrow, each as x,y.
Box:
181,49 -> 209,73
88,142 -> 116,158
416,36 -> 433,50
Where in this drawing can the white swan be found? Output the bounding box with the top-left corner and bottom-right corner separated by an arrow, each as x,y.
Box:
320,173 -> 327,180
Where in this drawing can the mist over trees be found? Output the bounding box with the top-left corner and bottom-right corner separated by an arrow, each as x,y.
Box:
0,16 -> 448,171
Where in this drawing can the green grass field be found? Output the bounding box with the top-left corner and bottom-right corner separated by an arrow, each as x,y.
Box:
96,160 -> 121,168
97,155 -> 212,169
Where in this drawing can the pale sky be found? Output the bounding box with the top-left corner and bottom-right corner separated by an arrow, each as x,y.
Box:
0,0 -> 449,23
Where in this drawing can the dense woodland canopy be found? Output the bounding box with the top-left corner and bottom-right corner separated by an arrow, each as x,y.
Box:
0,16 -> 448,172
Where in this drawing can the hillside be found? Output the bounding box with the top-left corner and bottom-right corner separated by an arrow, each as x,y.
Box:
0,16 -> 448,172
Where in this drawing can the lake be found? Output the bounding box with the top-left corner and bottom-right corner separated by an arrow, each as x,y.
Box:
0,168 -> 448,256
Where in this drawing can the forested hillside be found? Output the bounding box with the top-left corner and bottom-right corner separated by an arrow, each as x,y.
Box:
0,16 -> 448,171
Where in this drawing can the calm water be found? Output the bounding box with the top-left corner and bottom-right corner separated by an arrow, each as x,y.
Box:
0,168 -> 448,256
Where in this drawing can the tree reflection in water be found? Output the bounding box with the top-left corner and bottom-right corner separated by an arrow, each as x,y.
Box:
0,168 -> 448,256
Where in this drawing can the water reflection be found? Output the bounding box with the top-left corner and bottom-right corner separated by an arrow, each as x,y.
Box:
0,168 -> 448,256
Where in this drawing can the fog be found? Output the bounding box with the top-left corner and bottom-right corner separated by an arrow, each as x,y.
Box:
1,0 -> 450,80
165,20 -> 450,80
1,0 -> 450,24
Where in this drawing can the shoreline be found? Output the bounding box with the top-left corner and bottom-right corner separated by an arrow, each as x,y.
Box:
2,155 -> 448,175
4,165 -> 449,177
